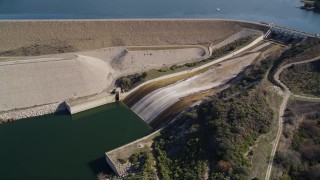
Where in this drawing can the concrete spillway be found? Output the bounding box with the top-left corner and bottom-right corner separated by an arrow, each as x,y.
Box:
131,52 -> 260,124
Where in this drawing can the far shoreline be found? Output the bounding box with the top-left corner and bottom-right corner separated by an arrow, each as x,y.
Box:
0,18 -> 268,25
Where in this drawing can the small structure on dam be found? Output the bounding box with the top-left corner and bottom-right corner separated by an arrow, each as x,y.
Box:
265,24 -> 318,42
115,88 -> 121,101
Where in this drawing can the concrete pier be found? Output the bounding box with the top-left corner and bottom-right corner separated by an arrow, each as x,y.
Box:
65,93 -> 116,114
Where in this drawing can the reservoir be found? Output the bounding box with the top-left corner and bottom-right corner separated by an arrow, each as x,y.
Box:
0,0 -> 319,179
0,102 -> 152,179
0,0 -> 319,33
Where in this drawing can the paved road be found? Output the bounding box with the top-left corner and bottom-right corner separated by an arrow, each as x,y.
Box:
265,56 -> 320,180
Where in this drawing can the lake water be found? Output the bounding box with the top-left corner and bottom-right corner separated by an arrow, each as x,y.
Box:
0,102 -> 152,179
0,0 -> 319,33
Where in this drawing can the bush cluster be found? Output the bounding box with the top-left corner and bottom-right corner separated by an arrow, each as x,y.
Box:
115,72 -> 147,91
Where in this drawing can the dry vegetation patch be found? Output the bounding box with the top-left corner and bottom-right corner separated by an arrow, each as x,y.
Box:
280,59 -> 320,97
273,100 -> 320,179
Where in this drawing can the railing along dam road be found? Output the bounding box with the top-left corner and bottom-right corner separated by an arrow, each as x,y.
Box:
265,24 -> 319,39
131,52 -> 261,124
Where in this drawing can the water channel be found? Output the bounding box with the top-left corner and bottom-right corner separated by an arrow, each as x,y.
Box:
0,102 -> 152,179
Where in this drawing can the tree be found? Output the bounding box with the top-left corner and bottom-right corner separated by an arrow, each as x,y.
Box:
216,160 -> 232,172
315,0 -> 320,11
120,77 -> 131,90
142,72 -> 148,78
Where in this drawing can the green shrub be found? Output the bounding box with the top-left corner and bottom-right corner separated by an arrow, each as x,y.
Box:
118,158 -> 127,164
315,0 -> 320,11
142,72 -> 148,78
158,68 -> 168,72
129,153 -> 139,164
116,72 -> 148,91
170,64 -> 179,71
120,77 -> 132,89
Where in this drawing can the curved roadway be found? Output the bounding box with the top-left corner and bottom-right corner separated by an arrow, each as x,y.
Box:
265,56 -> 320,180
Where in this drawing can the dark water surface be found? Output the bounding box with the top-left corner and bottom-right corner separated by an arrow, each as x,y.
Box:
0,0 -> 319,33
0,102 -> 152,179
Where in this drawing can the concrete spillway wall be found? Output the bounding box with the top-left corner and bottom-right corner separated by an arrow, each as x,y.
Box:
0,19 -> 268,55
65,94 -> 117,114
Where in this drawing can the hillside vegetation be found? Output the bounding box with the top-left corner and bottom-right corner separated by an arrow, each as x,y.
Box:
268,38 -> 320,89
280,60 -> 320,97
122,50 -> 278,180
274,100 -> 320,179
301,0 -> 320,12
118,38 -> 320,180
154,86 -> 273,179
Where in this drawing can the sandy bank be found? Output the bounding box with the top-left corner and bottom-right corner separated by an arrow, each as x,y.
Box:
79,46 -> 207,76
0,19 -> 268,56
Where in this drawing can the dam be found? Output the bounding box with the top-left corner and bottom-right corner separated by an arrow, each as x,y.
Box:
0,18 -> 317,179
0,20 -> 269,121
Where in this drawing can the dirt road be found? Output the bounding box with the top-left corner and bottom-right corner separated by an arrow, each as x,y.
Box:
265,56 -> 320,180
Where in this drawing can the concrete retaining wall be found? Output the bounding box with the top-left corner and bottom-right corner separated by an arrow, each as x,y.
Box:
105,155 -> 120,176
105,130 -> 161,176
65,94 -> 116,114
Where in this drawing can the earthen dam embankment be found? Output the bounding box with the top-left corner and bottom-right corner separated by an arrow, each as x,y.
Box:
0,19 -> 269,121
0,19 -> 268,56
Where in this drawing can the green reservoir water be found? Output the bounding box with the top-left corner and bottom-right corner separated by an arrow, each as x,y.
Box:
0,102 -> 152,179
